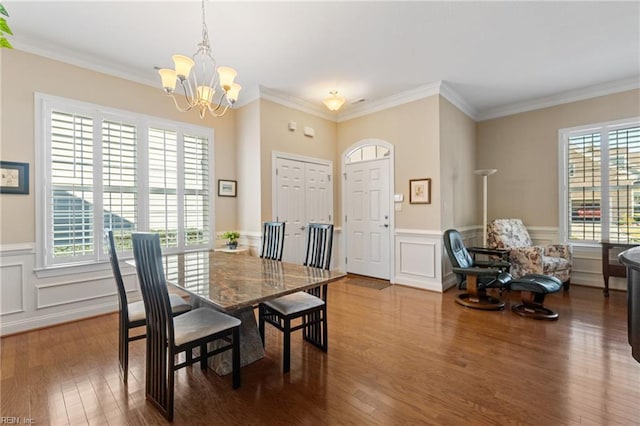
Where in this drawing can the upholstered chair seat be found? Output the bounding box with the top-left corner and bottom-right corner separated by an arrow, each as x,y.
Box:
263,291 -> 325,315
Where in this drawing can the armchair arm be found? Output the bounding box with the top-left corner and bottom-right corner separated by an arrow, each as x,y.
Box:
468,246 -> 510,262
474,260 -> 511,269
543,244 -> 573,261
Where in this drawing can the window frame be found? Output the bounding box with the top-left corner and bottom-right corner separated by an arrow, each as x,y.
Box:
558,117 -> 640,246
35,93 -> 215,272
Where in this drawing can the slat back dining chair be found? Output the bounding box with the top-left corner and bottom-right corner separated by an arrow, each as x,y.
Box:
131,233 -> 241,421
105,229 -> 191,384
260,221 -> 286,261
304,223 -> 334,270
258,223 -> 334,373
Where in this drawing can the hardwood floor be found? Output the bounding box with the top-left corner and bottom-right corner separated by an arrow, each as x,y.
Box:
1,276 -> 639,425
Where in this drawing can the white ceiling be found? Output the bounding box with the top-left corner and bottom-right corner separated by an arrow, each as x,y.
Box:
5,1 -> 640,121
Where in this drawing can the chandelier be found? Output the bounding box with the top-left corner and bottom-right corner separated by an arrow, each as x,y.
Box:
158,0 -> 241,119
323,90 -> 346,112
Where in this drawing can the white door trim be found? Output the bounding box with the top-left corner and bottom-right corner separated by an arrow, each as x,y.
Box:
341,139 -> 395,283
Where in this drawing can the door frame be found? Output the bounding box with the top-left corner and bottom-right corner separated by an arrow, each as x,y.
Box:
341,139 -> 395,283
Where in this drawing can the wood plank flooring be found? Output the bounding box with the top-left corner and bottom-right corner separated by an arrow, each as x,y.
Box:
1,276 -> 639,425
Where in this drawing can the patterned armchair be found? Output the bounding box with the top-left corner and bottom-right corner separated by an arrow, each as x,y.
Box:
487,219 -> 572,290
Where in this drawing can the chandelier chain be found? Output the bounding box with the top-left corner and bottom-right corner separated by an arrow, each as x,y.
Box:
200,0 -> 210,53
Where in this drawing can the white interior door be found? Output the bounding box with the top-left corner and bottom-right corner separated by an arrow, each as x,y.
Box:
304,163 -> 331,223
345,158 -> 390,279
275,156 -> 332,265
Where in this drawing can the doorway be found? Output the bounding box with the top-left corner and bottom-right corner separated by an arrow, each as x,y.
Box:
342,140 -> 395,281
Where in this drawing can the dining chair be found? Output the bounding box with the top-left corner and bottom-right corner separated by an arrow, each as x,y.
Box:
131,233 -> 241,421
260,221 -> 286,261
104,229 -> 192,384
259,223 -> 333,373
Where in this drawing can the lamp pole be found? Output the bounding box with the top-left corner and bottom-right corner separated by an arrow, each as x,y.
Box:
474,169 -> 497,247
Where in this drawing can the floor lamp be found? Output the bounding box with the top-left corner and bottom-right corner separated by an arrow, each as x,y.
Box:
474,169 -> 497,247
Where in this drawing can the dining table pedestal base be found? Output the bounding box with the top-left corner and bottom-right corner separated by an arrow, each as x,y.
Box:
207,307 -> 265,376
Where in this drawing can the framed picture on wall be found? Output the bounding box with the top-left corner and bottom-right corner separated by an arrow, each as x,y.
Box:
409,178 -> 430,204
218,179 -> 237,197
0,161 -> 29,194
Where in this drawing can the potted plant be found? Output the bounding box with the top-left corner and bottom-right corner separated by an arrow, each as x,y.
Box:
221,231 -> 240,249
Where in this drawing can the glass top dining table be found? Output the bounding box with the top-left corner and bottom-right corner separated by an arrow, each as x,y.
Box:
161,249 -> 346,312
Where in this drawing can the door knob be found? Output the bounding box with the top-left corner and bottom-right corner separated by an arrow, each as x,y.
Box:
380,224 -> 389,228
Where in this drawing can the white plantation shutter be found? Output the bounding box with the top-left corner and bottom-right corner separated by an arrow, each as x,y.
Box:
183,134 -> 209,246
608,126 -> 640,243
37,95 -> 214,269
148,128 -> 179,249
50,110 -> 95,261
102,119 -> 138,252
563,120 -> 640,244
567,132 -> 601,242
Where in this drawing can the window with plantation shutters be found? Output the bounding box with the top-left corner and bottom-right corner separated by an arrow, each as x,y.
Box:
37,94 -> 214,269
561,119 -> 640,244
148,128 -> 179,248
50,110 -> 95,261
183,134 -> 210,246
102,119 -> 138,254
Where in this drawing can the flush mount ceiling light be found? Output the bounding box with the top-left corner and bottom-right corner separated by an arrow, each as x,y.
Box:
157,0 -> 241,119
323,90 -> 346,112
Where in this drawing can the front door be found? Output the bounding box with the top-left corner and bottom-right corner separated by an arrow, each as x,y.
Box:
345,158 -> 390,279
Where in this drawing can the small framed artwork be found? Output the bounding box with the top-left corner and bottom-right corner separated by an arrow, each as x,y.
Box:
409,178 -> 431,204
0,161 -> 29,195
218,179 -> 237,197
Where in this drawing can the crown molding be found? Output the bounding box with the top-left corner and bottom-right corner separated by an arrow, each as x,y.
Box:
13,36 -> 159,90
14,34 -> 635,124
477,77 -> 640,121
336,81 -> 444,123
439,82 -> 479,121
259,86 -> 337,121
259,81 -> 479,123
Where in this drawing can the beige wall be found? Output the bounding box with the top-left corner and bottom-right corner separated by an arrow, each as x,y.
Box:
477,89 -> 640,226
259,99 -> 338,224
235,100 -> 262,233
439,97 -> 478,230
338,96 -> 441,229
0,49 -> 237,244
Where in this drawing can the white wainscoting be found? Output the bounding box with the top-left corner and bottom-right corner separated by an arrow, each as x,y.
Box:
0,243 -> 132,336
394,229 -> 446,292
1,262 -> 26,315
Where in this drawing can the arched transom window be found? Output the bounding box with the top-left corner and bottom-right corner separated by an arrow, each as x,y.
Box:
345,145 -> 390,163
